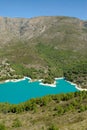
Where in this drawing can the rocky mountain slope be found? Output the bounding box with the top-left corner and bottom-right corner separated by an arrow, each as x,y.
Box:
0,16 -> 87,44
0,16 -> 65,44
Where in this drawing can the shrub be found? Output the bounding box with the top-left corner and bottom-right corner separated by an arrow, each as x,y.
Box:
48,124 -> 59,130
0,123 -> 6,130
12,118 -> 22,128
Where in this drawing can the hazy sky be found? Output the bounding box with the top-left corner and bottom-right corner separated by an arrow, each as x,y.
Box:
0,0 -> 87,20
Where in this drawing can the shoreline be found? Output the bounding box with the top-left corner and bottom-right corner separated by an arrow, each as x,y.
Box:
55,77 -> 64,80
4,77 -> 31,83
0,76 -> 87,91
39,77 -> 64,87
39,81 -> 56,87
67,80 -> 87,91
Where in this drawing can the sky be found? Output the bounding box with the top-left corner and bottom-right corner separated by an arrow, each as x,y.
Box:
0,0 -> 87,20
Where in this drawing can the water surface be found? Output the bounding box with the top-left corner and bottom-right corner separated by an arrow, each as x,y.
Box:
0,78 -> 79,104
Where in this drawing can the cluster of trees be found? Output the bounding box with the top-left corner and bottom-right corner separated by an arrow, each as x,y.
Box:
0,91 -> 87,114
11,63 -> 45,80
64,61 -> 87,87
36,43 -> 87,85
1,43 -> 87,85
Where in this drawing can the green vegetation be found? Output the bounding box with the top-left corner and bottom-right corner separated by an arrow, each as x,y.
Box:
12,118 -> 22,128
0,91 -> 87,114
48,124 -> 59,130
0,123 -> 6,130
0,91 -> 87,130
0,42 -> 87,88
64,61 -> 87,87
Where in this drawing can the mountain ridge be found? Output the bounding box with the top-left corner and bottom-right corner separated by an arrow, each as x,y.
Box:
0,16 -> 87,45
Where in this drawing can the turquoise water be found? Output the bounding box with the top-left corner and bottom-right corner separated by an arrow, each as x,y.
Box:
0,78 -> 79,104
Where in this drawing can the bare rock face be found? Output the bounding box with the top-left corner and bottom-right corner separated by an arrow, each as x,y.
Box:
0,16 -> 87,46
0,16 -> 52,44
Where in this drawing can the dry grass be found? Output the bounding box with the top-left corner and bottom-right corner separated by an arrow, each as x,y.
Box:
0,102 -> 87,130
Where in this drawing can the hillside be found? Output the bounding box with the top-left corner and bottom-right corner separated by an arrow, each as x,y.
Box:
0,91 -> 87,130
0,16 -> 87,88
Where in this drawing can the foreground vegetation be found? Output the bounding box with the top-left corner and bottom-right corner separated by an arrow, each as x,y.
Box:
0,91 -> 87,114
0,91 -> 87,130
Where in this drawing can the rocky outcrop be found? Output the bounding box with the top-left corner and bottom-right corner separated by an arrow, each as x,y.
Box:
0,16 -> 87,45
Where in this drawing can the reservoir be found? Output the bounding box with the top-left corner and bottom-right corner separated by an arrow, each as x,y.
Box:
0,77 -> 79,104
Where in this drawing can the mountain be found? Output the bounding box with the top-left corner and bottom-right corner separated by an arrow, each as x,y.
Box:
0,16 -> 87,88
0,16 -> 52,44
0,16 -> 87,45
